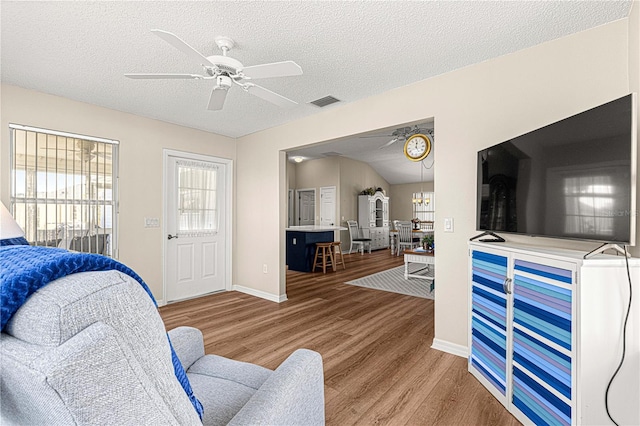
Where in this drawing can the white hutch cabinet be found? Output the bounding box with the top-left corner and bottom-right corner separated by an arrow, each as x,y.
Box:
358,191 -> 389,250
468,242 -> 639,426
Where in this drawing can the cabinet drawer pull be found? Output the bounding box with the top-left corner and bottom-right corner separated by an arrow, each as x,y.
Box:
503,278 -> 512,294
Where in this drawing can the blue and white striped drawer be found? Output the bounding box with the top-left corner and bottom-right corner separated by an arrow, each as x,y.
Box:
512,258 -> 573,426
470,250 -> 508,396
513,366 -> 571,426
513,259 -> 572,350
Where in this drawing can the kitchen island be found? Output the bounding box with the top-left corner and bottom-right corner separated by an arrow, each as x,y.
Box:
286,226 -> 346,272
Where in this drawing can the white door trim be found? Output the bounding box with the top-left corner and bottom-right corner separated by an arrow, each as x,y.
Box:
161,149 -> 233,306
288,189 -> 294,227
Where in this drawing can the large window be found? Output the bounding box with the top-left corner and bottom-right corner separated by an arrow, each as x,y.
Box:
10,124 -> 118,257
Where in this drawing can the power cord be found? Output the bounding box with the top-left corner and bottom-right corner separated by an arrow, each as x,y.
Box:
604,245 -> 633,426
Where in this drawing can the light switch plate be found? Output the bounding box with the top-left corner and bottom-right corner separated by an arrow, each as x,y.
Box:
144,217 -> 160,228
444,217 -> 454,232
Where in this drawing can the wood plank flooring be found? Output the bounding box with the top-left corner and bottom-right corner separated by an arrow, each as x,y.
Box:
160,249 -> 520,426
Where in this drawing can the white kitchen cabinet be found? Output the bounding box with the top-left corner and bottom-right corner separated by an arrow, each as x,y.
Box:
358,192 -> 389,250
468,242 -> 639,426
362,226 -> 389,251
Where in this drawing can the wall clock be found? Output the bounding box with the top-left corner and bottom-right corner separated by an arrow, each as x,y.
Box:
403,133 -> 432,162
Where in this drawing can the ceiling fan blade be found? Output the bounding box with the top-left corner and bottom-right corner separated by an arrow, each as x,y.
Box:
125,73 -> 203,79
245,84 -> 297,108
379,138 -> 399,149
207,87 -> 229,111
359,134 -> 393,139
242,61 -> 303,79
151,29 -> 215,67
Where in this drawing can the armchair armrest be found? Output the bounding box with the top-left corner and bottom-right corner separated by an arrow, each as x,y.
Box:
167,326 -> 205,371
228,349 -> 325,426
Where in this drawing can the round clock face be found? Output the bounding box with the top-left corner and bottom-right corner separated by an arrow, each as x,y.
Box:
404,134 -> 431,162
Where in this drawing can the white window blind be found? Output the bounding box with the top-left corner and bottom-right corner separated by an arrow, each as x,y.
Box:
9,124 -> 118,257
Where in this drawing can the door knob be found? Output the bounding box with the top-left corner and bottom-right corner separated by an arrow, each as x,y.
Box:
167,234 -> 179,240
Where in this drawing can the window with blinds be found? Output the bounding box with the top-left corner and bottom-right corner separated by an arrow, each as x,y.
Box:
412,191 -> 435,222
9,124 -> 118,257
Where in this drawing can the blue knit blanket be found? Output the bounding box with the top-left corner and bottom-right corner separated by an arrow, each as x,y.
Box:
0,245 -> 203,418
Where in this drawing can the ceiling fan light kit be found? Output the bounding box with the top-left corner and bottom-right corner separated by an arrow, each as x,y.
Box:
125,30 -> 303,111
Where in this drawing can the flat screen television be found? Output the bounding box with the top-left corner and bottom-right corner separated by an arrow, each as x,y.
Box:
476,93 -> 637,245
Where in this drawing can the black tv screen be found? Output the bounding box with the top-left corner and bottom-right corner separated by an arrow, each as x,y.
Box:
477,94 -> 637,245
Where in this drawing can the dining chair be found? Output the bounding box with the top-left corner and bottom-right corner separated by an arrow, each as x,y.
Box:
396,223 -> 419,255
346,220 -> 371,255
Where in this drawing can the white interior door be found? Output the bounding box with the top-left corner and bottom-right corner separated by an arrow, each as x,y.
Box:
165,154 -> 227,302
320,186 -> 336,226
297,189 -> 315,225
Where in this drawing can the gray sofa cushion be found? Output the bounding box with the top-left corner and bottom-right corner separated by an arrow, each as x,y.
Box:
188,354 -> 272,426
2,271 -> 201,425
7,270 -> 150,346
168,326 -> 206,370
189,354 -> 272,390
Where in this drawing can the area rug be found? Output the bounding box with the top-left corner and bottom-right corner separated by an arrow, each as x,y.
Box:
345,265 -> 434,299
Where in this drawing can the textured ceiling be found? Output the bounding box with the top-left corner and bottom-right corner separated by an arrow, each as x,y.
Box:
1,1 -> 632,184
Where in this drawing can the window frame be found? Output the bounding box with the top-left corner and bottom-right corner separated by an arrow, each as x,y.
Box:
9,123 -> 119,257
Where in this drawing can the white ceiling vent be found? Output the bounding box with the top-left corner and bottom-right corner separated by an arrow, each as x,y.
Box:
322,151 -> 342,157
309,95 -> 341,108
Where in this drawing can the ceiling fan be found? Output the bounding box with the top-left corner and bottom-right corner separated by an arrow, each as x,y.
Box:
125,30 -> 303,111
362,126 -> 433,149
40,140 -> 112,161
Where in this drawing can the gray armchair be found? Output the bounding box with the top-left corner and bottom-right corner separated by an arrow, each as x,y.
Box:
0,270 -> 325,425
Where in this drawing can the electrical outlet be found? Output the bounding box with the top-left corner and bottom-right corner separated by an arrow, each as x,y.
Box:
263,264 -> 268,274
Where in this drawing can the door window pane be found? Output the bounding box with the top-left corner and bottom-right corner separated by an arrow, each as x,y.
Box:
177,161 -> 218,235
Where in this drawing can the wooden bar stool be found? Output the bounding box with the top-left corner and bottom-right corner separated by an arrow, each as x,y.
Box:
331,241 -> 346,270
313,242 -> 335,273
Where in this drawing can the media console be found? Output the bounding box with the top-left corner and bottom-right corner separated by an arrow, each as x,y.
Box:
468,241 -> 639,425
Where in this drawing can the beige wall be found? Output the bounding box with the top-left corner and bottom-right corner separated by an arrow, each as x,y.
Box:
388,181 -> 435,222
236,20 -> 631,350
288,155 -> 389,244
0,85 -> 237,303
337,156 -> 389,223
286,160 -> 296,190
337,156 -> 389,245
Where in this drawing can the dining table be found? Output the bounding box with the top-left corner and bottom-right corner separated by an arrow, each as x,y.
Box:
389,228 -> 433,254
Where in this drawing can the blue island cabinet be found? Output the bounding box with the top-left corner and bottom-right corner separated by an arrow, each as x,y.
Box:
286,230 -> 334,272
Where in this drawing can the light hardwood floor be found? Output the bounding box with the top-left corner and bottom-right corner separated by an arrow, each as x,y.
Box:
160,249 -> 520,426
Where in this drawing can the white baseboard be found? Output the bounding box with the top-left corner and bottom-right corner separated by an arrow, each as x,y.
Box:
156,299 -> 166,307
431,338 -> 468,358
233,285 -> 288,303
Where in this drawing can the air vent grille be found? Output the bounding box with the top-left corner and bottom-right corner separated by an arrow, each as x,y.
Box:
309,95 -> 341,108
